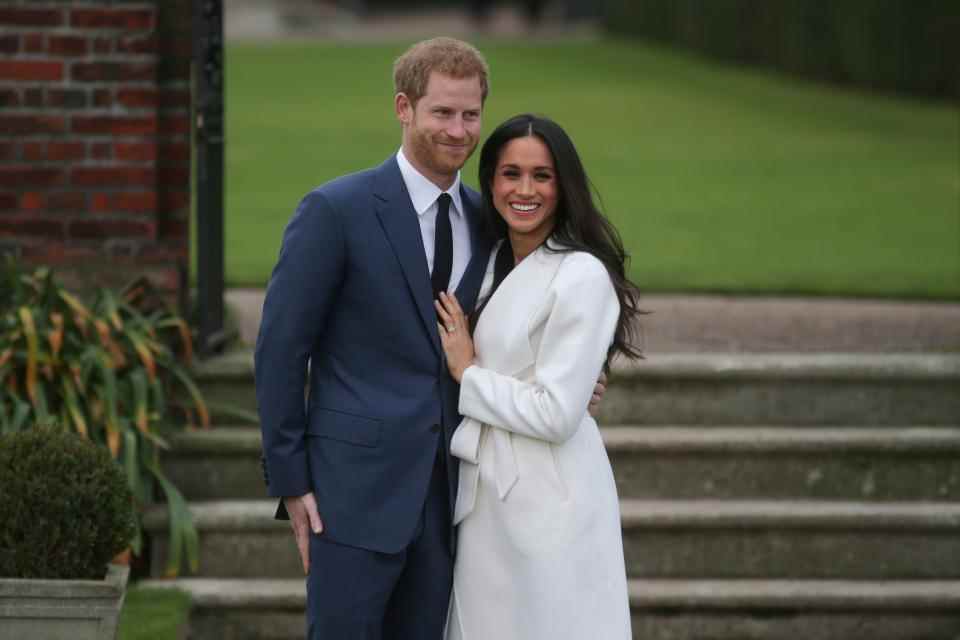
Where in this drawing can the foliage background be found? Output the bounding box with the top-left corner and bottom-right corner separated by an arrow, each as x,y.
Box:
603,0 -> 960,99
219,40 -> 959,299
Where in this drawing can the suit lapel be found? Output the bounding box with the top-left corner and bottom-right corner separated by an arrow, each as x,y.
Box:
373,157 -> 442,358
455,184 -> 493,314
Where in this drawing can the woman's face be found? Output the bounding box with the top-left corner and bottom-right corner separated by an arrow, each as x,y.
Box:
491,135 -> 558,248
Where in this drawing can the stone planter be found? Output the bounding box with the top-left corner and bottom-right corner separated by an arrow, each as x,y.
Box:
0,564 -> 130,640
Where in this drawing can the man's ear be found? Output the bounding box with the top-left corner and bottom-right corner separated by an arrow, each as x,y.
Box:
395,92 -> 413,126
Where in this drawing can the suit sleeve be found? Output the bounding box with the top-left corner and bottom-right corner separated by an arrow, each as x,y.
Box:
458,254 -> 619,444
255,190 -> 346,498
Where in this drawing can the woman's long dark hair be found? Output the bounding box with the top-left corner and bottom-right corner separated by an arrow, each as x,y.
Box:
476,113 -> 644,365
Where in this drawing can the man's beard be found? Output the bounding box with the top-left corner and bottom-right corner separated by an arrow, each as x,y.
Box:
410,128 -> 476,177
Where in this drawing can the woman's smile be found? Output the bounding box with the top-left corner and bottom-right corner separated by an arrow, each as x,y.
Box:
491,135 -> 559,259
509,201 -> 541,215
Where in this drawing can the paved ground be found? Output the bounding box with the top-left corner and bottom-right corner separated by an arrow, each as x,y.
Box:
226,288 -> 960,354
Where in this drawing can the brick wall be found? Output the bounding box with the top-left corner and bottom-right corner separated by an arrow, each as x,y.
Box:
0,1 -> 191,305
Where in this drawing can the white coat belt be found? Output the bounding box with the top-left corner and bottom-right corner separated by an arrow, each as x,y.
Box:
450,416 -> 518,525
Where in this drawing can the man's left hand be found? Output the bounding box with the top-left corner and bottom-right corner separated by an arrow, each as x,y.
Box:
588,371 -> 608,417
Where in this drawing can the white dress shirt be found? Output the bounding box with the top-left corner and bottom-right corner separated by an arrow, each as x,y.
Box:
396,148 -> 472,293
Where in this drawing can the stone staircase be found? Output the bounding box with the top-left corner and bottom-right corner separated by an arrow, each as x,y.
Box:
143,349 -> 960,639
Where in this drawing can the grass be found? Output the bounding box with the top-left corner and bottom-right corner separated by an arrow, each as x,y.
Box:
217,38 -> 959,298
118,586 -> 191,640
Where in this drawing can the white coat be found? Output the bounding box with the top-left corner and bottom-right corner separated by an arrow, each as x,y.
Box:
445,241 -> 632,640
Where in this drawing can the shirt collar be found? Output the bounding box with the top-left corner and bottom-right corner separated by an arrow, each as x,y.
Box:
396,147 -> 464,218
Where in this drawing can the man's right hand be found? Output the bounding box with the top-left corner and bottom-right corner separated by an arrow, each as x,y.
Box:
283,492 -> 323,574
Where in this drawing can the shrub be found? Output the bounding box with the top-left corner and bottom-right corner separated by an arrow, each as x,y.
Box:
0,428 -> 136,580
0,259 -> 207,575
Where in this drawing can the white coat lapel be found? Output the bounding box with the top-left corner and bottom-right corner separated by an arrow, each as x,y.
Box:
451,244 -> 567,524
473,244 -> 565,376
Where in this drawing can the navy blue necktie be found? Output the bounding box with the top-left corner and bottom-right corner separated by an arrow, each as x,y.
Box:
431,193 -> 453,299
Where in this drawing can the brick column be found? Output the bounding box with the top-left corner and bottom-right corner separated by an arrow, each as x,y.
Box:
0,1 -> 191,306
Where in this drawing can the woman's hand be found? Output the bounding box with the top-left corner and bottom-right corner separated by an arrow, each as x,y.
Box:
435,291 -> 475,383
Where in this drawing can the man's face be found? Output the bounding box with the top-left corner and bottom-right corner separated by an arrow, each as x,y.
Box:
397,71 -> 483,187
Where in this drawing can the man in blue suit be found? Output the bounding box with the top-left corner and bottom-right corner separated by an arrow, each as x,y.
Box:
256,38 -> 494,639
256,37 -> 604,639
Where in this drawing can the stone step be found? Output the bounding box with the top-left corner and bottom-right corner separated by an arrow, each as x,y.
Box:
604,425 -> 960,500
602,353 -> 960,425
164,428 -> 264,501
190,349 -> 258,426
225,289 -> 960,353
144,500 -> 960,580
163,426 -> 960,502
139,577 -> 960,640
620,499 -> 960,579
629,579 -> 960,640
193,350 -> 960,426
145,501 -> 301,579
137,578 -> 304,640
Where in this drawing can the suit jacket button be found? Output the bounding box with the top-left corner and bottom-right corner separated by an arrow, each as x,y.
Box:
430,424 -> 441,433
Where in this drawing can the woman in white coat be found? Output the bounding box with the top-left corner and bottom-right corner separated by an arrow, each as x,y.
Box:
436,114 -> 644,640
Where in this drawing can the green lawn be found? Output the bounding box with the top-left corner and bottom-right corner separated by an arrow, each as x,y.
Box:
218,38 -> 959,298
118,586 -> 190,640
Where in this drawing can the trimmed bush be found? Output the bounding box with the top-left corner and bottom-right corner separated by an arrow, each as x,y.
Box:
0,428 -> 135,580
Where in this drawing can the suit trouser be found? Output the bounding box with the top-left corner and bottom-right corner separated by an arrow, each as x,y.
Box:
306,450 -> 453,640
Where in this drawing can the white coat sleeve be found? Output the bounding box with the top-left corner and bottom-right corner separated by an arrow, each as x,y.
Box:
458,254 -> 619,444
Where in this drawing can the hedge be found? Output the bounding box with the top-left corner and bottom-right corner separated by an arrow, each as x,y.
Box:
603,0 -> 960,99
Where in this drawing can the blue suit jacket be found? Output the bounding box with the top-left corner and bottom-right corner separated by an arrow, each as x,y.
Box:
255,156 -> 493,553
